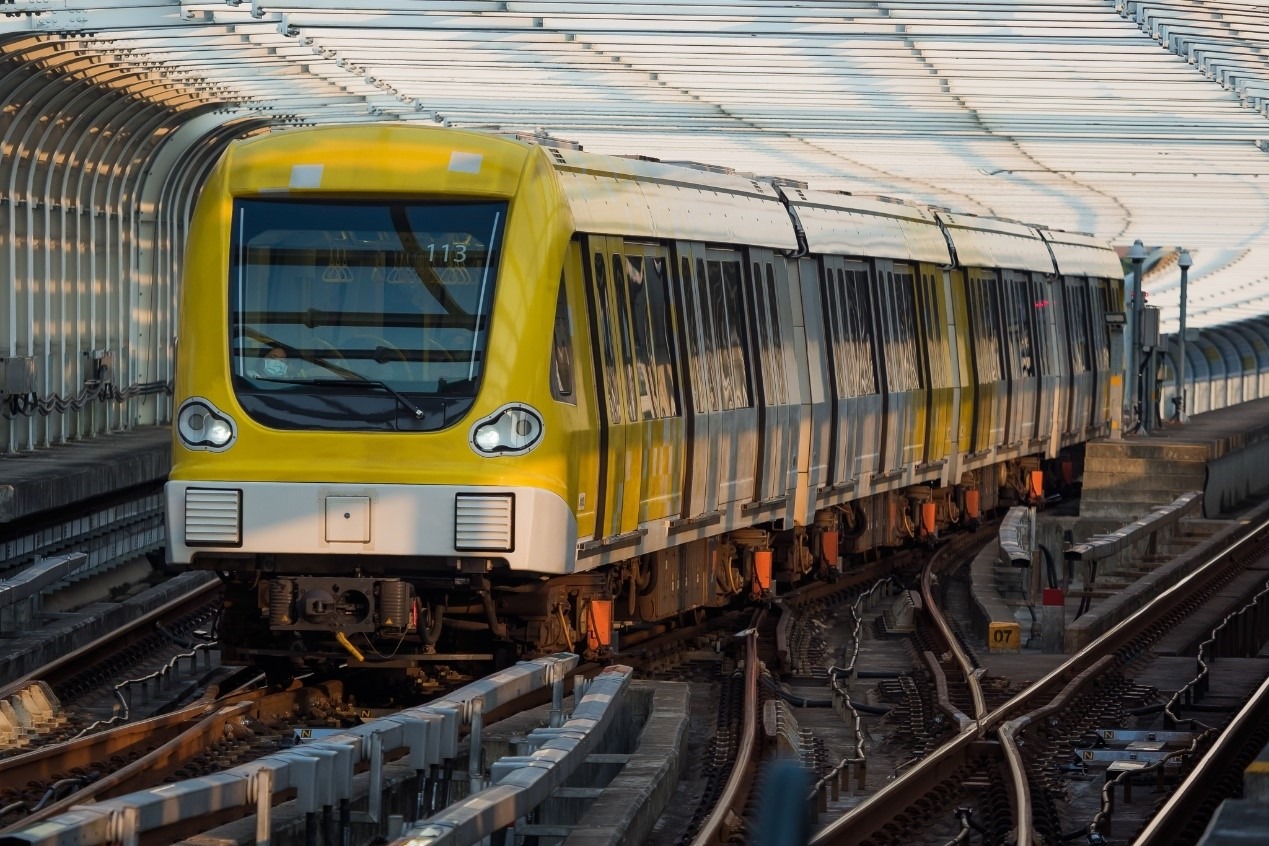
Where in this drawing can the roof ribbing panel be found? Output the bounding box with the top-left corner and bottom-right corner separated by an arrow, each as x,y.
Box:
5,1 -> 1269,329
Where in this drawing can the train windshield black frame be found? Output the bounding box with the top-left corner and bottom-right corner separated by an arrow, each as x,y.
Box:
227,198 -> 506,431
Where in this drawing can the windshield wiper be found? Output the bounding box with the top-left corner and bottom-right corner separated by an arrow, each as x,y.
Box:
256,376 -> 427,420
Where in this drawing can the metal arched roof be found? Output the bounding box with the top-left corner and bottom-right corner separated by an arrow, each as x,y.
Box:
5,1 -> 1269,450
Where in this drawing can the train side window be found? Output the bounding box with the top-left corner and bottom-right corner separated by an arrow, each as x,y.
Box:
679,257 -> 712,413
1030,277 -> 1055,377
834,268 -> 853,398
920,272 -> 950,389
765,263 -> 787,404
892,267 -> 922,390
847,268 -> 878,396
1001,275 -> 1032,379
620,254 -> 655,420
697,258 -> 725,410
704,260 -> 732,409
1090,279 -> 1111,370
820,264 -> 845,398
610,256 -> 639,422
550,274 -> 574,402
875,268 -> 916,393
969,271 -> 1003,382
842,268 -> 860,396
646,256 -> 680,417
1065,279 -> 1090,373
592,252 -> 623,424
716,258 -> 752,409
750,261 -> 773,402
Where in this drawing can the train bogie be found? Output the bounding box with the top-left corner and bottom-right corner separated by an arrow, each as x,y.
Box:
165,124 -> 1123,675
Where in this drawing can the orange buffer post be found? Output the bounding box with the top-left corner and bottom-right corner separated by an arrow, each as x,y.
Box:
587,598 -> 613,652
920,502 -> 937,538
753,549 -> 773,595
822,530 -> 839,571
1029,469 -> 1045,502
964,489 -> 981,521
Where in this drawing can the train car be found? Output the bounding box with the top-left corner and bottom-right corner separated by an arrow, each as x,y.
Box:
164,124 -> 1123,676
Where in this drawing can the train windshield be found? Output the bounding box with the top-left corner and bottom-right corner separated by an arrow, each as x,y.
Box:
227,198 -> 506,431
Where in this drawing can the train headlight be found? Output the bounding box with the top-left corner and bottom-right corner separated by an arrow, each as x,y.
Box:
177,398 -> 237,452
469,403 -> 544,456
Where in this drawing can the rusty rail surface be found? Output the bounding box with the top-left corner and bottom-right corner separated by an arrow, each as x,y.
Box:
691,621 -> 762,846
0,684 -> 290,833
920,542 -> 987,722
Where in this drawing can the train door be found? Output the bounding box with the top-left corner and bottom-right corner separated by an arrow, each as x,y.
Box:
584,235 -> 643,540
672,246 -> 718,520
1063,278 -> 1094,433
1089,277 -> 1115,428
617,243 -> 684,523
966,268 -> 1006,455
916,264 -> 955,467
745,249 -> 795,509
561,241 -> 600,540
819,257 -> 881,490
1030,274 -> 1061,455
681,243 -> 758,511
1046,275 -> 1078,447
945,267 -> 975,481
1001,270 -> 1038,449
794,256 -> 831,526
872,259 -> 924,476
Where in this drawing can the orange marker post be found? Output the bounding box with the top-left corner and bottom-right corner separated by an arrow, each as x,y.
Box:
587,598 -> 613,652
753,549 -> 773,595
822,530 -> 839,571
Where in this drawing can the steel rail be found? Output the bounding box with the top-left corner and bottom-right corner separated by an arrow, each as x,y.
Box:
393,664 -> 633,846
998,655 -> 1117,846
811,502 -> 1269,846
0,698 -> 218,791
0,686 -> 280,834
0,653 -> 581,846
691,621 -> 762,846
921,540 -> 987,721
1133,671 -> 1269,844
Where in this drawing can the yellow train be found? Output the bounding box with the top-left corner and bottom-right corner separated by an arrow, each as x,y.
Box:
164,124 -> 1123,672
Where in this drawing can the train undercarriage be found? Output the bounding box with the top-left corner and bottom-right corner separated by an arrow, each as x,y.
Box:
207,454 -> 1079,683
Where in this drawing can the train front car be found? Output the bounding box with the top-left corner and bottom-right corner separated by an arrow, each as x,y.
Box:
165,126 -> 579,674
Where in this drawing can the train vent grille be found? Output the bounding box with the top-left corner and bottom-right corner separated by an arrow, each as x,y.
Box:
184,488 -> 242,546
454,493 -> 514,552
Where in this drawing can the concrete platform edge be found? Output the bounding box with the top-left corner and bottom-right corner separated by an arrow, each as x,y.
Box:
1064,497 -> 1269,652
0,571 -> 216,687
970,539 -> 1021,643
0,426 -> 171,525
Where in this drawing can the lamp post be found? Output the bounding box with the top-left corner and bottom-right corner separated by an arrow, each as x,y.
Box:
1127,239 -> 1146,431
1175,249 -> 1192,423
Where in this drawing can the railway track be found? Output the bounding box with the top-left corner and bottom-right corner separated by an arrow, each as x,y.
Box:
6,496 -> 1269,846
804,497 -> 1269,845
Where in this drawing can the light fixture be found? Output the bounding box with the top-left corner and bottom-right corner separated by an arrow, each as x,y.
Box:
176,397 -> 237,452
469,403 -> 544,456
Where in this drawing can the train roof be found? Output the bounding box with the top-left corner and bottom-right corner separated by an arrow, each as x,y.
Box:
783,189 -> 951,265
542,146 -> 798,251
935,212 -> 1055,274
216,125 -> 1119,278
1040,229 -> 1126,279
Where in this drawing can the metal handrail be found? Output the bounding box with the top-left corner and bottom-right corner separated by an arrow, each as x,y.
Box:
394,664 -> 633,845
0,653 -> 580,846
